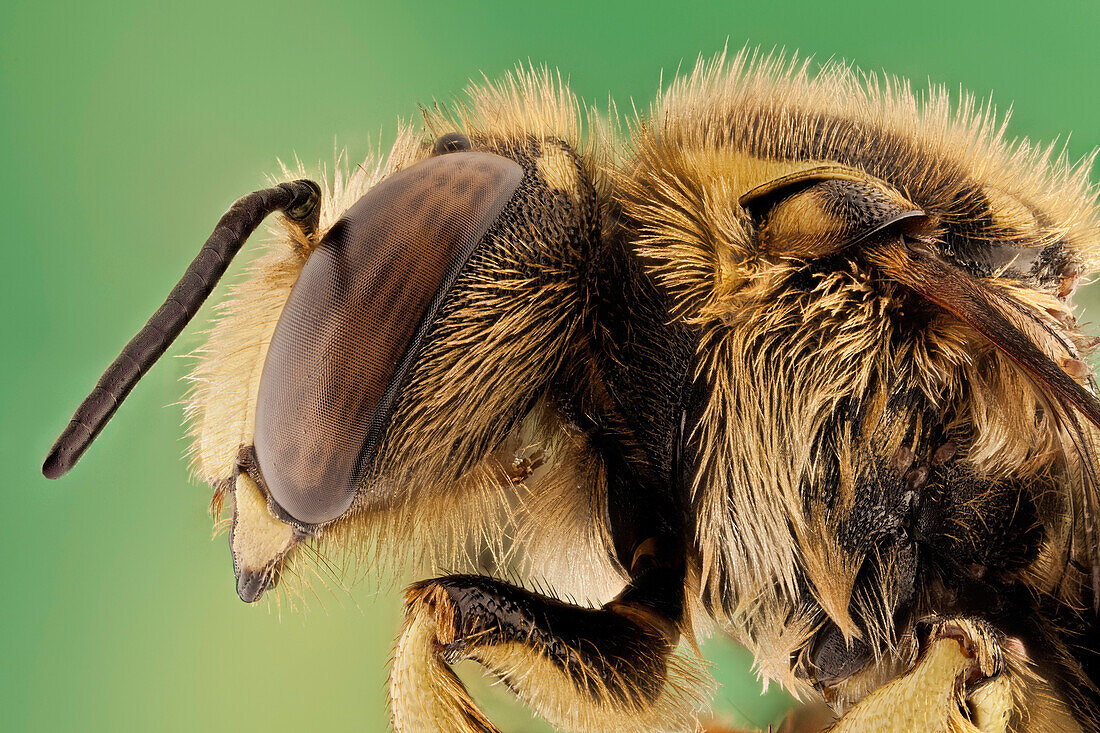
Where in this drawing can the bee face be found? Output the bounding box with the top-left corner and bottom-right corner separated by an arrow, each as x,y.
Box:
43,51 -> 1100,732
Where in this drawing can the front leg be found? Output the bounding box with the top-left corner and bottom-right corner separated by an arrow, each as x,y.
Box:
389,555 -> 709,733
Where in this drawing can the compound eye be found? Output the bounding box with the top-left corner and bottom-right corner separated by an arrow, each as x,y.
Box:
253,152 -> 522,525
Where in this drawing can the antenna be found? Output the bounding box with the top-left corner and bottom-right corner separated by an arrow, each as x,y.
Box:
42,179 -> 321,479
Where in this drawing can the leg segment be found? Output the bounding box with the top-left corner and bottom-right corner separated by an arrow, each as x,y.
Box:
390,561 -> 709,733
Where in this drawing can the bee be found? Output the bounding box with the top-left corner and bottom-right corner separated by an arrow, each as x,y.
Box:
43,48 -> 1100,732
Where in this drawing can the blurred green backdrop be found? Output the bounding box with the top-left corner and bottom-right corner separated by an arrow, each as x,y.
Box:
2,0 -> 1098,731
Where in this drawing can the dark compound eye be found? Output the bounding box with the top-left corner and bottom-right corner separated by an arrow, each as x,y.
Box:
433,132 -> 472,155
253,152 -> 522,525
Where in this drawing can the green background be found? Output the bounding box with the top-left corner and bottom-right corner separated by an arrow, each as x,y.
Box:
2,1 -> 1098,731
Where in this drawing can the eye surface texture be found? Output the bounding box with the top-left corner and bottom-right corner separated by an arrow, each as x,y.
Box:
253,152 -> 523,524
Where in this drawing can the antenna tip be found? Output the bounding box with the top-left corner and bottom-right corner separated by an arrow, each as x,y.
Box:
42,442 -> 75,479
42,451 -> 69,479
43,421 -> 93,479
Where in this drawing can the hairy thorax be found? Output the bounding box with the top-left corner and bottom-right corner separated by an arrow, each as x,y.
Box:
695,255 -> 1084,709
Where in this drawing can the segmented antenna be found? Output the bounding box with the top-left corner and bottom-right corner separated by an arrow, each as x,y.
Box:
42,179 -> 322,479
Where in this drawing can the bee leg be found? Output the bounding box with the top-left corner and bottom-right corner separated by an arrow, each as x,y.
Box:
390,556 -> 707,733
